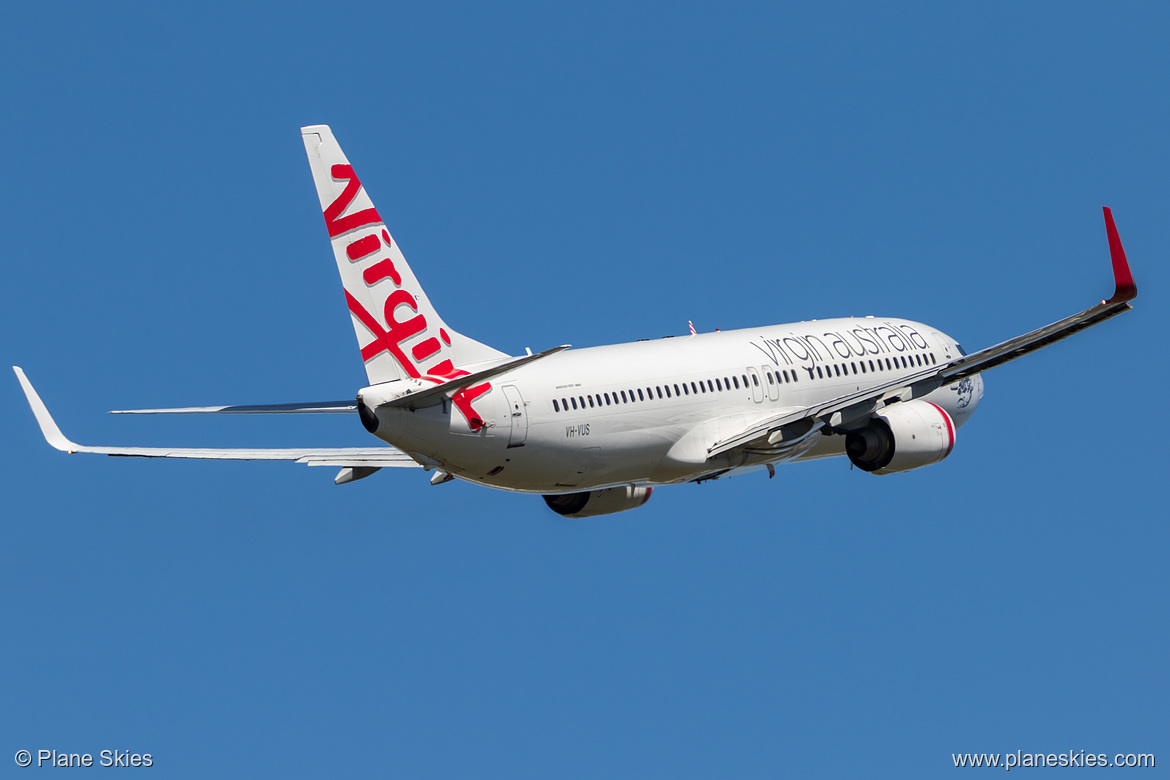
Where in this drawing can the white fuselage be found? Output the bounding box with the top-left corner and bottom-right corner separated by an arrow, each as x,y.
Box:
363,317 -> 985,493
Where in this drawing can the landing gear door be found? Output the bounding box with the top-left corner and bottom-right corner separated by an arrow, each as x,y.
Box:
501,385 -> 528,448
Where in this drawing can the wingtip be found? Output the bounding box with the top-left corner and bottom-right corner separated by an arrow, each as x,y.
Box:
13,367 -> 81,453
1102,207 -> 1137,304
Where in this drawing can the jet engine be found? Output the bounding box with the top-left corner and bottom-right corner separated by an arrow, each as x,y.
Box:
844,401 -> 955,475
543,486 -> 654,517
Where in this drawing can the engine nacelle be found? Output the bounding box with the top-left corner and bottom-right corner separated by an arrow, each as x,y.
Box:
845,401 -> 955,475
543,486 -> 654,518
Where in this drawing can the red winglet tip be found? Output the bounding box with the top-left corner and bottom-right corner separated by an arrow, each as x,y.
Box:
1103,207 -> 1137,304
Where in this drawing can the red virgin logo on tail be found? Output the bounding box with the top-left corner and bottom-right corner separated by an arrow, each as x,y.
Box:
324,165 -> 382,238
326,165 -> 490,430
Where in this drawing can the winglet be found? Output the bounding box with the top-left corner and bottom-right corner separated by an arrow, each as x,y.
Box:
1103,207 -> 1137,304
12,367 -> 82,453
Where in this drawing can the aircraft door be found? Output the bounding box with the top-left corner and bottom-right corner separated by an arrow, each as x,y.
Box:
501,385 -> 528,448
746,367 -> 763,403
763,366 -> 780,401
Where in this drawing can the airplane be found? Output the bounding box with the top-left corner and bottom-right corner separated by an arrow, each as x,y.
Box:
14,125 -> 1138,517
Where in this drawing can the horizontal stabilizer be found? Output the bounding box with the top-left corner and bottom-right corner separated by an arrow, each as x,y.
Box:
382,345 -> 571,410
111,401 -> 357,415
14,367 -> 419,469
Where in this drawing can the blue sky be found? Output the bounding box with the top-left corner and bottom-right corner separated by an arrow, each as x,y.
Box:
1,2 -> 1166,777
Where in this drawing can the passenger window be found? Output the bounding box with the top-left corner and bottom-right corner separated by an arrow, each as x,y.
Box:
637,389 -> 644,401
816,366 -> 823,379
718,378 -> 725,390
571,397 -> 578,410
655,386 -> 662,399
851,362 -> 857,373
620,390 -> 628,403
690,381 -> 697,394
750,374 -> 758,387
553,399 -> 560,412
859,362 -> 866,374
588,396 -> 594,408
869,360 -> 875,372
741,375 -> 748,388
831,365 -> 839,377
707,379 -> 715,392
604,393 -> 611,406
930,352 -> 935,363
767,372 -> 774,385
886,358 -> 893,370
732,376 -> 740,389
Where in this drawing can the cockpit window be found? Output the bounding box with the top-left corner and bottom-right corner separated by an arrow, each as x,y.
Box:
956,343 -> 967,356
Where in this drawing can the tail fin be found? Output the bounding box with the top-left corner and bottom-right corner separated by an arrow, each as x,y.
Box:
301,125 -> 507,384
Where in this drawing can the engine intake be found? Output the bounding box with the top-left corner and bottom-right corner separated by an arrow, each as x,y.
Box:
845,401 -> 955,475
543,486 -> 654,517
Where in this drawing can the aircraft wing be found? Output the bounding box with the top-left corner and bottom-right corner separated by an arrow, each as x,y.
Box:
709,207 -> 1137,459
13,367 -> 419,469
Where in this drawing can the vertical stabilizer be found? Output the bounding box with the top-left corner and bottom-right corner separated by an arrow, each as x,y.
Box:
301,125 -> 507,384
